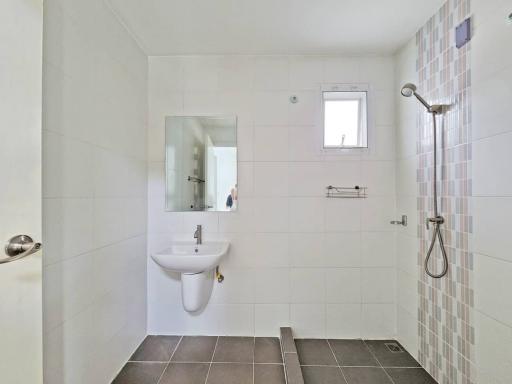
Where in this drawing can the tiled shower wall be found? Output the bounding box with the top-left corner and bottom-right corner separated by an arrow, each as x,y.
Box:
416,1 -> 474,383
147,55 -> 398,338
397,0 -> 476,383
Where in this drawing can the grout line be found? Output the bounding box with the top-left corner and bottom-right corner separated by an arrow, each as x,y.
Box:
156,336 -> 183,384
203,336 -> 219,384
253,337 -> 256,384
362,340 -> 397,384
326,339 -> 349,384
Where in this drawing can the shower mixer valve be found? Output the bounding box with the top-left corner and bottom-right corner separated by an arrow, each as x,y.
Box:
426,216 -> 444,230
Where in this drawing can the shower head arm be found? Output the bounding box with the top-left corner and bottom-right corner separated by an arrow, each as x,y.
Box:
412,91 -> 433,111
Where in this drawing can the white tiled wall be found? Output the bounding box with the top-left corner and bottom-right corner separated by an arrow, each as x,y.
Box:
471,1 -> 512,383
42,0 -> 148,383
147,55 -> 397,338
393,38 -> 420,358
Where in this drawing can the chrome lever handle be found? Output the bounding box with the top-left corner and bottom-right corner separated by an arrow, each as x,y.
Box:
0,235 -> 42,264
390,215 -> 408,226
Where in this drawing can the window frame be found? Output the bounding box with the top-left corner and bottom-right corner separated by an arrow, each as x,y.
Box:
320,83 -> 371,152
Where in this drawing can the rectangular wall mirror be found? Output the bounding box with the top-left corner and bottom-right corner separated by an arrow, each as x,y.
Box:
165,116 -> 237,212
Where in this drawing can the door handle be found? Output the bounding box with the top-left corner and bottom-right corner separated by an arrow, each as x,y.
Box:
0,235 -> 42,264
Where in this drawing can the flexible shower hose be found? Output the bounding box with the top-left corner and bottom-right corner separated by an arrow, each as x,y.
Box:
424,112 -> 449,278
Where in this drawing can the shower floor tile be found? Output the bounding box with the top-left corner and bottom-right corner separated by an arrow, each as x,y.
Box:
255,337 -> 283,364
365,340 -> 420,368
112,336 -> 286,384
159,363 -> 210,384
113,335 -> 436,384
112,362 -> 166,384
130,335 -> 181,362
213,336 -> 254,363
296,339 -> 337,366
296,338 -> 437,384
171,336 -> 217,362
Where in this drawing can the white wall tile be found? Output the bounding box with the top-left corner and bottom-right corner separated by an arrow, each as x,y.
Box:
362,304 -> 396,338
289,57 -> 323,90
252,197 -> 289,232
255,304 -> 290,337
289,198 -> 324,232
253,92 -> 290,126
219,56 -> 254,91
322,57 -> 360,83
290,268 -> 325,303
325,268 -> 361,303
361,232 -> 396,267
253,57 -> 289,90
474,197 -> 512,262
182,56 -> 219,91
291,304 -> 326,338
43,132 -> 94,198
473,132 -> 512,197
361,197 -> 395,231
289,233 -> 323,267
254,162 -> 289,197
288,91 -> 319,126
323,232 -> 361,267
326,304 -> 362,339
361,268 -> 396,303
43,198 -> 94,265
254,125 -> 289,161
253,268 -> 290,303
324,199 -> 361,232
475,254 -> 512,328
288,162 -> 325,196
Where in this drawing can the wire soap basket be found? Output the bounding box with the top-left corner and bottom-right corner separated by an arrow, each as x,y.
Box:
326,185 -> 367,199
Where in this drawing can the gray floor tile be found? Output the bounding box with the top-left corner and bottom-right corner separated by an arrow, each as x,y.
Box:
365,340 -> 420,368
385,368 -> 438,384
172,336 -> 218,362
213,336 -> 254,363
301,366 -> 346,384
342,367 -> 392,384
255,337 -> 283,364
206,363 -> 253,384
328,339 -> 379,367
255,364 -> 286,384
159,363 -> 210,384
130,336 -> 181,362
112,362 -> 166,384
296,339 -> 337,366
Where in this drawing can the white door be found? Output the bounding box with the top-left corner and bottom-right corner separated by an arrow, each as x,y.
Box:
0,0 -> 43,383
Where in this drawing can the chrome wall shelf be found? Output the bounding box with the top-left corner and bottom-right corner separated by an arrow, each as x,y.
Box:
326,185 -> 367,199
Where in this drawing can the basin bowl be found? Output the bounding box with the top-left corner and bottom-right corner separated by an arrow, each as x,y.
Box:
151,241 -> 230,312
151,241 -> 229,274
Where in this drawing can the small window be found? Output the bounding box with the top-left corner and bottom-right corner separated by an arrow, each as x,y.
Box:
322,85 -> 368,149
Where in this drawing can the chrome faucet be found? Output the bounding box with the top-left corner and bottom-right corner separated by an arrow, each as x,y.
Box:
193,225 -> 202,245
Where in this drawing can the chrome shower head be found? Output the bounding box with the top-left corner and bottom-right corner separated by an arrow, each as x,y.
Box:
400,82 -> 433,112
401,83 -> 417,97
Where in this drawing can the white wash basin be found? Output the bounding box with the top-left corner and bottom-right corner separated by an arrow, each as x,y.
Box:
152,241 -> 229,274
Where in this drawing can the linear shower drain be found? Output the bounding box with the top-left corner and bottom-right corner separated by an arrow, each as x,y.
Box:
385,342 -> 404,353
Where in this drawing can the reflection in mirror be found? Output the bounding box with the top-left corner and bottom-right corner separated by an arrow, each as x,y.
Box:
165,116 -> 237,212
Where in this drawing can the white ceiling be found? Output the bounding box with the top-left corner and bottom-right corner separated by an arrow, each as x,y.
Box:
107,0 -> 444,56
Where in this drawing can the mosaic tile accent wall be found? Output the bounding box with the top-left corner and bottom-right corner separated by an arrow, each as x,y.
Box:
415,1 -> 474,383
